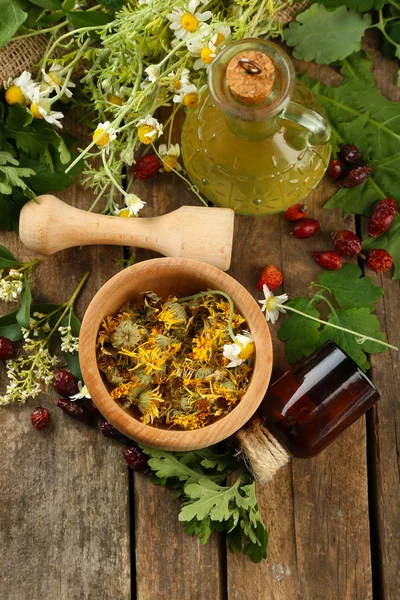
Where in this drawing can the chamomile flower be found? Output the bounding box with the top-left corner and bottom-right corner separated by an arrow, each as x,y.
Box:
42,64 -> 76,98
188,25 -> 231,70
167,1 -> 212,41
168,68 -> 190,91
92,121 -> 117,150
259,284 -> 288,324
223,331 -> 255,368
4,71 -> 34,105
70,381 -> 91,401
29,100 -> 65,129
173,82 -> 200,106
124,193 -> 146,216
137,115 -> 163,145
144,64 -> 160,83
159,143 -> 181,172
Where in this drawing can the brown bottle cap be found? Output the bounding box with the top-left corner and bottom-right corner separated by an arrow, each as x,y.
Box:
226,50 -> 275,105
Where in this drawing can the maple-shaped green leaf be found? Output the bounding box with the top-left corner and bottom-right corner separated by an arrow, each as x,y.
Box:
319,308 -> 387,372
314,0 -> 388,11
363,214 -> 400,279
318,264 -> 383,311
284,5 -> 371,64
277,297 -> 321,363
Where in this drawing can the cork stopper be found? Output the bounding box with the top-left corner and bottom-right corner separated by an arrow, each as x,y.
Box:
226,50 -> 275,105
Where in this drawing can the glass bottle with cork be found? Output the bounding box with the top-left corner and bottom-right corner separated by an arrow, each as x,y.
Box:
182,39 -> 331,215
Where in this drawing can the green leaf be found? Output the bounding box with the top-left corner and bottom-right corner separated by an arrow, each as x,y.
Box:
0,310 -> 23,341
363,214 -> 400,279
284,5 -> 371,64
8,124 -> 71,167
29,0 -> 61,8
66,10 -> 113,32
61,311 -> 82,380
0,244 -> 21,268
0,0 -> 27,48
98,0 -> 124,11
314,0 -> 388,11
277,297 -> 321,363
18,147 -> 81,193
6,104 -> 33,130
16,272 -> 31,328
318,263 -> 383,311
319,308 -> 387,372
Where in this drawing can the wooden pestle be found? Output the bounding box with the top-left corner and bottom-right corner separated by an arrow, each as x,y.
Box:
19,195 -> 235,271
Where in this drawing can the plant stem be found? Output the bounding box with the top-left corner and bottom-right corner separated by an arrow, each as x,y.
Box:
177,290 -> 238,342
67,271 -> 90,309
283,305 -> 398,351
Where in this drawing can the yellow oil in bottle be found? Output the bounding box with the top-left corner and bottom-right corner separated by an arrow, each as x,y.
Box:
182,81 -> 331,215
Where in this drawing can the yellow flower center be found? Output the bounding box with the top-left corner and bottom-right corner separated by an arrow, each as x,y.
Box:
173,80 -> 181,90
201,47 -> 214,64
181,13 -> 199,32
5,85 -> 26,105
107,94 -> 124,106
162,156 -> 178,172
238,342 -> 255,360
183,92 -> 198,107
30,103 -> 44,119
117,208 -> 131,218
137,124 -> 157,145
93,128 -> 110,146
265,296 -> 278,312
214,33 -> 225,46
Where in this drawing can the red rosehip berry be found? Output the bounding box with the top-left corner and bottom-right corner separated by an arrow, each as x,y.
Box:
291,218 -> 320,239
0,336 -> 16,361
124,445 -> 148,472
56,398 -> 93,425
257,265 -> 283,291
312,251 -> 344,270
366,249 -> 393,273
333,230 -> 362,258
101,421 -> 125,440
339,165 -> 372,188
326,158 -> 344,180
134,154 -> 160,180
338,144 -> 362,166
86,398 -> 102,419
368,198 -> 397,238
53,370 -> 79,398
284,203 -> 307,221
31,406 -> 50,431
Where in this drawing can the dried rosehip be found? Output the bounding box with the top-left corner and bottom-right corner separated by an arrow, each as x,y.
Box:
312,251 -> 343,270
0,336 -> 15,361
124,445 -> 148,472
101,421 -> 125,440
134,154 -> 160,180
284,203 -> 307,221
87,398 -> 102,419
339,165 -> 372,188
53,370 -> 79,398
366,249 -> 393,273
338,144 -> 362,166
257,265 -> 283,291
31,406 -> 50,431
326,158 -> 344,180
368,198 -> 397,238
333,230 -> 362,258
291,218 -> 320,239
56,398 -> 93,425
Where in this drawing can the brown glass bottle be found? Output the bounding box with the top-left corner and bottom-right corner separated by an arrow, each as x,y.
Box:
258,341 -> 380,458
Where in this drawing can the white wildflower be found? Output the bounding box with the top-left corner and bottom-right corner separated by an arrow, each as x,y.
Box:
159,143 -> 181,172
70,381 -> 91,401
42,64 -> 76,98
124,193 -> 146,216
167,1 -> 212,41
93,121 -> 117,152
259,284 -> 288,325
58,325 -> 79,354
223,331 -> 255,368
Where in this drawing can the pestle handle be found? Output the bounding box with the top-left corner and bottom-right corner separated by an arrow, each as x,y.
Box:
19,195 -> 234,271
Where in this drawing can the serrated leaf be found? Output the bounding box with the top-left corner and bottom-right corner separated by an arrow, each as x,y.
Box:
318,263 -> 383,311
0,244 -> 21,268
362,214 -> 400,279
277,297 -> 321,363
179,478 -> 240,523
319,308 -> 387,372
0,310 -> 23,341
0,0 -> 27,48
284,5 -> 371,64
6,104 -> 33,130
16,272 -> 31,328
314,0 -> 388,11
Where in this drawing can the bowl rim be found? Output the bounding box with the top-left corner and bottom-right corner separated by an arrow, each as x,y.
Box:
79,257 -> 273,451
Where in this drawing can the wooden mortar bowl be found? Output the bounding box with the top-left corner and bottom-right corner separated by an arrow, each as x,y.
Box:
80,258 -> 273,451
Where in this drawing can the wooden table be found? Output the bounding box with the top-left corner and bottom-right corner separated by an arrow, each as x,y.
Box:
1,37 -> 399,600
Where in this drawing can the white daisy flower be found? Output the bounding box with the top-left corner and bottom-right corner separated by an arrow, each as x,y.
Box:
188,24 -> 231,70
144,64 -> 160,83
124,193 -> 146,216
173,82 -> 199,106
42,64 -> 76,98
223,331 -> 255,368
30,100 -> 65,128
70,381 -> 91,401
93,121 -> 117,151
168,67 -> 191,92
259,284 -> 288,325
159,143 -> 181,172
167,1 -> 212,41
137,114 -> 163,144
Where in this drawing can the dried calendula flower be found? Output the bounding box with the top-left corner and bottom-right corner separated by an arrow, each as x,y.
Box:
96,290 -> 254,430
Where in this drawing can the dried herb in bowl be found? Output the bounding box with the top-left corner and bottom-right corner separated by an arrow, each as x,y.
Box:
96,291 -> 255,430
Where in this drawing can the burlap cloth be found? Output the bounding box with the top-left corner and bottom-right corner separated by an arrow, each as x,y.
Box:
0,1 -> 311,85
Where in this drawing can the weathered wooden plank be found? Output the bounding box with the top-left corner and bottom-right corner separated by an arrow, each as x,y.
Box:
0,127 -> 131,600
133,154 -> 225,600
226,58 -> 373,598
